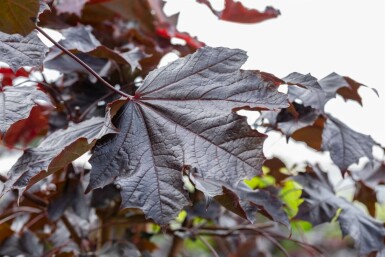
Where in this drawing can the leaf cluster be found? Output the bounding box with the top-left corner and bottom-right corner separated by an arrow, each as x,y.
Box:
0,1 -> 384,256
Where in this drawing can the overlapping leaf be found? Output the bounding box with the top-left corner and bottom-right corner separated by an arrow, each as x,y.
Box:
3,117 -> 117,195
45,25 -> 148,72
0,230 -> 43,257
354,160 -> 385,189
190,173 -> 289,226
284,72 -> 374,110
258,103 -> 321,138
54,0 -> 88,16
88,47 -> 288,224
0,84 -> 50,137
0,0 -> 39,36
295,167 -> 385,255
322,116 -> 375,172
0,31 -> 48,72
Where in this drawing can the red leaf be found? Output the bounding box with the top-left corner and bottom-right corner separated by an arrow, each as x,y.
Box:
198,0 -> 280,24
221,0 -> 280,24
0,67 -> 30,87
4,105 -> 50,148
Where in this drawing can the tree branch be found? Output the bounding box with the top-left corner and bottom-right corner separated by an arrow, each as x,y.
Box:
35,26 -> 130,98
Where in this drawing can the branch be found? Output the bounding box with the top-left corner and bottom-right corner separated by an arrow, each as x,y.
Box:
198,236 -> 220,257
61,215 -> 82,247
35,26 -> 130,98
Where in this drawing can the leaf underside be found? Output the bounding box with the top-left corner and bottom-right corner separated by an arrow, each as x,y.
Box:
3,117 -> 117,195
0,85 -> 50,137
0,31 -> 48,72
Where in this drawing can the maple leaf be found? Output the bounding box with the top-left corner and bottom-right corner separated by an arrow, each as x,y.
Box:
197,0 -> 280,24
322,116 -> 375,172
3,105 -> 50,148
0,84 -> 50,138
54,0 -> 88,16
0,0 -> 40,36
48,174 -> 89,221
283,73 -> 328,110
0,230 -> 43,257
319,72 -> 378,105
289,116 -> 326,150
295,167 -> 385,255
45,25 -> 148,73
284,72 -> 376,110
263,157 -> 290,184
353,181 -> 377,217
0,31 -> 48,72
258,103 -> 321,138
354,160 -> 385,189
2,117 -> 117,195
190,173 -> 289,226
88,47 -> 288,224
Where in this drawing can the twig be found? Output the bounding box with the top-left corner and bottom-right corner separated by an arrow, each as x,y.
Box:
198,236 -> 220,257
61,215 -> 82,247
35,26 -> 130,98
167,236 -> 184,257
22,213 -> 46,231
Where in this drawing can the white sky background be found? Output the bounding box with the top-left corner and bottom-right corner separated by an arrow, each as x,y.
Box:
163,0 -> 385,144
162,0 -> 385,192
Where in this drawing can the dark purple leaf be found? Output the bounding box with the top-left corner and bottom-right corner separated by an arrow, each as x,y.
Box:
282,72 -> 322,90
263,157 -> 289,184
285,72 -> 376,111
354,160 -> 385,189
88,47 -> 288,224
322,116 -> 375,172
54,0 -> 88,16
283,73 -> 327,110
236,182 -> 289,227
259,103 -> 321,138
0,230 -> 43,257
191,173 -> 289,226
0,31 -> 48,72
3,117 -> 117,195
98,241 -> 142,257
0,84 -> 50,137
48,172 -> 89,221
295,167 -> 385,255
319,72 -> 377,105
45,25 -> 148,72
353,181 -> 377,217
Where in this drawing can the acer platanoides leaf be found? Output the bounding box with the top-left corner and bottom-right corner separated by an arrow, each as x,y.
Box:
322,116 -> 375,172
3,117 -> 117,195
0,31 -> 48,72
295,168 -> 385,255
0,84 -> 50,138
88,47 -> 288,224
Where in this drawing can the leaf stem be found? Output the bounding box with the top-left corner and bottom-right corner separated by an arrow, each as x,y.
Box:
61,215 -> 82,247
35,26 -> 130,98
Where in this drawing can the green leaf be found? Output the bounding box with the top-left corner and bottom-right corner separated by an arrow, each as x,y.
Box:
279,180 -> 303,218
